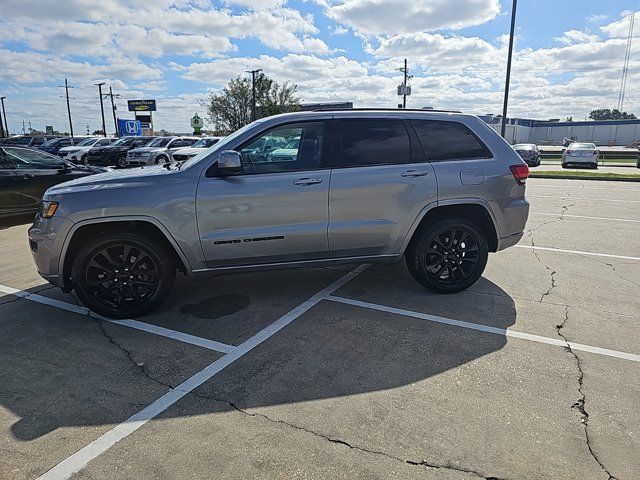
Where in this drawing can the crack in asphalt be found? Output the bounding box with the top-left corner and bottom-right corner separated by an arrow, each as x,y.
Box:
186,390 -> 505,480
577,254 -> 640,290
555,306 -> 618,480
525,201 -> 575,302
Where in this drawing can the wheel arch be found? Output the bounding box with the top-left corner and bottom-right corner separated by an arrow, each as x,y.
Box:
402,201 -> 499,254
59,217 -> 190,292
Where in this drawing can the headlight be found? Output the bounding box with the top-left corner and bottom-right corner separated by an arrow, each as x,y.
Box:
41,201 -> 59,218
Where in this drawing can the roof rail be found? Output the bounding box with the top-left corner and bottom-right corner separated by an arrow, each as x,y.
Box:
304,107 -> 462,114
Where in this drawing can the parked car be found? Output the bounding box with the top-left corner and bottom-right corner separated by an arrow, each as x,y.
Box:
39,137 -> 89,156
0,146 -> 108,217
0,135 -> 61,148
85,136 -> 154,168
28,110 -> 529,318
171,137 -> 224,161
125,136 -> 198,166
59,137 -> 115,164
561,142 -> 599,169
512,143 -> 541,167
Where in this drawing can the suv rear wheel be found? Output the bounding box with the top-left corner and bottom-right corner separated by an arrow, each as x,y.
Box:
406,218 -> 488,293
72,232 -> 176,318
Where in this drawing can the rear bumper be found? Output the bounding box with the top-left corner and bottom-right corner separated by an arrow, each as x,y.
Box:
562,155 -> 598,165
497,231 -> 523,251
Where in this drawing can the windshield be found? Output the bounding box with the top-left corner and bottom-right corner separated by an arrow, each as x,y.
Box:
76,137 -> 97,146
3,147 -> 67,168
570,143 -> 596,149
179,121 -> 264,169
111,137 -> 133,146
192,138 -> 220,148
146,137 -> 173,147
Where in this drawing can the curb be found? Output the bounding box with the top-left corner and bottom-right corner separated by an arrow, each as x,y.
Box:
530,173 -> 640,182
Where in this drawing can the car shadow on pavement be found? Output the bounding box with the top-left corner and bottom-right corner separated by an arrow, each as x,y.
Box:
0,214 -> 34,230
0,266 -> 515,442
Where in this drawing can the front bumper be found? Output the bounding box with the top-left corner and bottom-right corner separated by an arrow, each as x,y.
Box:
28,214 -> 74,288
126,155 -> 153,166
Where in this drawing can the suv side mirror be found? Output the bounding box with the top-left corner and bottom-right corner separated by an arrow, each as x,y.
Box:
215,150 -> 242,175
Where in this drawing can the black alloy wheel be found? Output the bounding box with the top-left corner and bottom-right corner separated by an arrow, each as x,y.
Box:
407,219 -> 488,293
115,154 -> 127,168
72,233 -> 175,318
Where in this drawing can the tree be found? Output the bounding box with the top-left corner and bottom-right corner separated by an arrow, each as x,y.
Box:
588,109 -> 637,120
203,73 -> 300,133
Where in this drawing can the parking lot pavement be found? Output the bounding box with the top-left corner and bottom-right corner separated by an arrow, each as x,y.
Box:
0,177 -> 639,480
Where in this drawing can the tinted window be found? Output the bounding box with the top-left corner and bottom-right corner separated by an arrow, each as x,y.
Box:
338,119 -> 411,167
4,147 -> 66,169
132,138 -> 152,147
0,151 -> 15,168
237,121 -> 326,174
412,120 -> 491,161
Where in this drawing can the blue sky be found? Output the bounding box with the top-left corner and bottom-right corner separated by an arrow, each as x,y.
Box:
0,0 -> 638,134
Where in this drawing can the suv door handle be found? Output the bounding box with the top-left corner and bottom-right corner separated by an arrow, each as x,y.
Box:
401,169 -> 429,177
293,178 -> 323,186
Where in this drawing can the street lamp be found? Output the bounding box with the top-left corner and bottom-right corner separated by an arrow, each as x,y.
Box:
245,69 -> 263,122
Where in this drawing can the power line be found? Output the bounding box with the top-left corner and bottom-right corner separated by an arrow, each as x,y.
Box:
617,12 -> 635,111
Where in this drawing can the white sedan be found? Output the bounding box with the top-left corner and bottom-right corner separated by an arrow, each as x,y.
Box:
561,143 -> 599,169
170,136 -> 225,161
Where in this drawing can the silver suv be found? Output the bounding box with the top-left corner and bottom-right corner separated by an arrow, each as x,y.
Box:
28,110 -> 530,318
126,136 -> 198,166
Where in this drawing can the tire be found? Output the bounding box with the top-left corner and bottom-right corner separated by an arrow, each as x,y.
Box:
561,163 -> 567,169
406,218 -> 488,294
591,163 -> 598,170
72,232 -> 176,318
81,154 -> 87,165
115,154 -> 127,169
155,155 -> 168,165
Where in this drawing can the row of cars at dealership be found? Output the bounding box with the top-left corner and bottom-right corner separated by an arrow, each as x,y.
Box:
0,134 -> 224,168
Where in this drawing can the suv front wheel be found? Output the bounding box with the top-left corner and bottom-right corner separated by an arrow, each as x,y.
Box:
72,232 -> 176,318
406,219 -> 488,293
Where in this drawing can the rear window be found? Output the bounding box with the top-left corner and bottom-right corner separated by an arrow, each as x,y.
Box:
338,119 -> 411,167
412,120 -> 492,161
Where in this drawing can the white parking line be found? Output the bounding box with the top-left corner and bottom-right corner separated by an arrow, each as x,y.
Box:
0,284 -> 234,354
515,245 -> 640,261
528,194 -> 640,203
530,212 -> 640,223
37,264 -> 369,480
327,296 -> 640,363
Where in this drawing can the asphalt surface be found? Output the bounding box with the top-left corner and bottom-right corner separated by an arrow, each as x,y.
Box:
1,178 -> 639,480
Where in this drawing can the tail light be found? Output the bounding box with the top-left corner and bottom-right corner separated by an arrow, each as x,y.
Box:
509,164 -> 529,185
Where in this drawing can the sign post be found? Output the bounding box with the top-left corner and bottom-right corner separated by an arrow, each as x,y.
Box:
190,113 -> 204,135
128,100 -> 156,136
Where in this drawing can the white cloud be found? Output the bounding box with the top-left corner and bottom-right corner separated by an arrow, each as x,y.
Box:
600,11 -> 639,38
554,30 -> 601,45
587,14 -> 608,24
326,0 -> 501,35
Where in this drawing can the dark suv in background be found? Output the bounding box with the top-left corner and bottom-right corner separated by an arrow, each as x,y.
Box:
0,135 -> 60,148
86,136 -> 154,168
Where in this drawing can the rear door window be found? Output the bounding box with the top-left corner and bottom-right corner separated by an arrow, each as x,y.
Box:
412,120 -> 492,161
336,119 -> 411,167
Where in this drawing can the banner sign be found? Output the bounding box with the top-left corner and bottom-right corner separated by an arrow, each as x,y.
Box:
127,99 -> 156,112
117,119 -> 142,137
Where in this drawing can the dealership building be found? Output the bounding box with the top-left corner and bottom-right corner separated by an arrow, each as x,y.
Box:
479,116 -> 640,147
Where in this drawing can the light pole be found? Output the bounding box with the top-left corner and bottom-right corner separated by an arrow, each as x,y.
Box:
245,69 -> 262,122
0,97 -> 8,137
95,82 -> 107,137
501,0 -> 518,138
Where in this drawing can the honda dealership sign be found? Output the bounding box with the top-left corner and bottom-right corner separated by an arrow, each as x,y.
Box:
117,119 -> 141,137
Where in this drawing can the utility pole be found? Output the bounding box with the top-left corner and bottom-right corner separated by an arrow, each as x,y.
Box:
0,97 -> 8,137
95,82 -> 107,137
0,103 -> 4,138
22,120 -> 26,135
501,0 -> 518,138
245,68 -> 262,122
396,59 -> 412,108
59,78 -> 75,140
105,86 -> 121,136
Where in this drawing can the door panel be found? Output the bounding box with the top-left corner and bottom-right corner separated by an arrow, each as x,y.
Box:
328,163 -> 436,256
196,171 -> 331,267
328,118 -> 437,257
196,120 -> 332,268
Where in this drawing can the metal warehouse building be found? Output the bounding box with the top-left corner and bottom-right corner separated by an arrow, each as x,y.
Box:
479,116 -> 640,147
